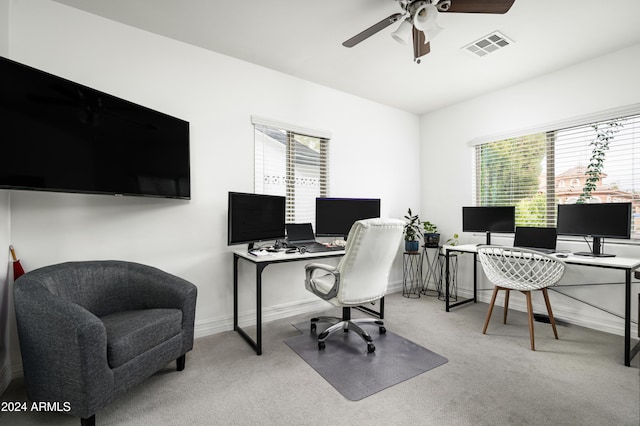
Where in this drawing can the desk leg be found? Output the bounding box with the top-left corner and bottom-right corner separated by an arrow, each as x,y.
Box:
445,250 -> 476,311
445,251 -> 450,312
624,269 -> 631,366
255,263 -> 265,355
473,253 -> 478,303
233,254 -> 265,356
233,254 -> 239,331
355,297 -> 385,319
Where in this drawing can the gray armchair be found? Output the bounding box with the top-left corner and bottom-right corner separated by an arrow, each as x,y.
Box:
13,260 -> 197,426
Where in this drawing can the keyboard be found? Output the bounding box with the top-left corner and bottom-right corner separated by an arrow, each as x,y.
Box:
291,242 -> 343,253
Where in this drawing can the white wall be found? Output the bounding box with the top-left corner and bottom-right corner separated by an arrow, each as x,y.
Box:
420,43 -> 640,335
3,0 -> 420,376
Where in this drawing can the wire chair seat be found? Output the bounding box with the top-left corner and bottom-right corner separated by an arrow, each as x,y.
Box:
477,246 -> 566,291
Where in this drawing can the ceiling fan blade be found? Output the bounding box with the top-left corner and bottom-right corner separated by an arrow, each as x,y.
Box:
443,0 -> 515,14
412,28 -> 431,60
342,13 -> 403,47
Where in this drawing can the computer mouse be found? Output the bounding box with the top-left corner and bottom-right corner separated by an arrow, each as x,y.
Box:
556,253 -> 568,258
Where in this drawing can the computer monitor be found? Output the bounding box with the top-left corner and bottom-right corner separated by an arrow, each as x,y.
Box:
227,192 -> 286,249
315,197 -> 381,239
514,227 -> 558,251
556,202 -> 631,257
462,206 -> 515,245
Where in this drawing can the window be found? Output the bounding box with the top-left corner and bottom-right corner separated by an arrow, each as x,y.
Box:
473,112 -> 640,239
253,118 -> 329,224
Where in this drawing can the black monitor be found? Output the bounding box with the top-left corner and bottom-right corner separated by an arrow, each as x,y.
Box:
514,227 -> 557,251
462,206 -> 515,245
228,192 -> 286,250
0,56 -> 190,199
315,197 -> 381,239
557,202 -> 631,257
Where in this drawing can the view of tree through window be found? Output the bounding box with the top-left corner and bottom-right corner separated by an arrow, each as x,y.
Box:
473,113 -> 640,239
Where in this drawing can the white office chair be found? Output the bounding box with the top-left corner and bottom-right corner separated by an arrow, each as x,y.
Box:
477,246 -> 566,351
304,218 -> 404,353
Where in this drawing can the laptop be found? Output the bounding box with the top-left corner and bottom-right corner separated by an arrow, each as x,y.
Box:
513,226 -> 558,254
285,223 -> 341,253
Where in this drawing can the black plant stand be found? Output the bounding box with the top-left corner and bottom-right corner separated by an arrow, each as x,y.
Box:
402,251 -> 422,298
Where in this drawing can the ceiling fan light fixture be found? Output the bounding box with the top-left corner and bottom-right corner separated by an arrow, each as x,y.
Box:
391,18 -> 413,45
413,4 -> 443,42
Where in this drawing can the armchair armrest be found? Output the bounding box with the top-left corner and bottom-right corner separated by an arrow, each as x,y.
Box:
305,263 -> 340,301
13,279 -> 114,418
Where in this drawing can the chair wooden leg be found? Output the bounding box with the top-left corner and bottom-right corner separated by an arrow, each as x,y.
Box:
542,288 -> 559,339
503,289 -> 510,324
524,291 -> 535,351
483,286 -> 500,334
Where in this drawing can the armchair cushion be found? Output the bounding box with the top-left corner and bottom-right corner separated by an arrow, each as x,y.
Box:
101,308 -> 183,368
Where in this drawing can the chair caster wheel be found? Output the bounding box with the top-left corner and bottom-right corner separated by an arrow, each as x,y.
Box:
318,341 -> 326,350
379,326 -> 386,334
310,323 -> 316,332
367,343 -> 375,353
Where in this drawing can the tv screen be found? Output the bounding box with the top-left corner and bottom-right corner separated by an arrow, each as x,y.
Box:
462,206 -> 515,233
557,203 -> 631,239
0,56 -> 190,199
315,197 -> 381,238
228,192 -> 286,247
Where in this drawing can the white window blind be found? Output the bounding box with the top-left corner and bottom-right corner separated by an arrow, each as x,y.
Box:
473,113 -> 640,239
254,122 -> 329,224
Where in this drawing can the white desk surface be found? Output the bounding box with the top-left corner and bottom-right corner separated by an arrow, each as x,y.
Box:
443,244 -> 640,270
233,248 -> 345,263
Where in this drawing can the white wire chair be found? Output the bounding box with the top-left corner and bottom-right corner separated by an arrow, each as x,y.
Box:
477,246 -> 566,350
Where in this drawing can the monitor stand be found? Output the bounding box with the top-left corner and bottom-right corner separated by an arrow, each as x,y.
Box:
573,237 -> 616,258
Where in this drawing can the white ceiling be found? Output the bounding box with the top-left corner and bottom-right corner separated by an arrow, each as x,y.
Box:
51,0 -> 640,115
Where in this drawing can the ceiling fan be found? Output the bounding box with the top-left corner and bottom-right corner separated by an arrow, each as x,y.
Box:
342,0 -> 516,63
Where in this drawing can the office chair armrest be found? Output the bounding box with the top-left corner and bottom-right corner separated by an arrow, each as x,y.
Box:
305,263 -> 340,300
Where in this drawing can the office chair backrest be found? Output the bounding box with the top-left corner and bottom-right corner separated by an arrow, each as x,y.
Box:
335,218 -> 404,304
477,246 -> 566,291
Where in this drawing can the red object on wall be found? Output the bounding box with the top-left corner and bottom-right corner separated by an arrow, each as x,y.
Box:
9,245 -> 25,280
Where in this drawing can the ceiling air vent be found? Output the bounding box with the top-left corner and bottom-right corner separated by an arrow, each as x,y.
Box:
463,31 -> 513,57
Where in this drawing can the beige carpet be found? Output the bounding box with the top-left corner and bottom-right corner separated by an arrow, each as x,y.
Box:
1,292 -> 639,425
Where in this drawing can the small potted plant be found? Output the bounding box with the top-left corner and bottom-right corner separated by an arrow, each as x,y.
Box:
445,233 -> 460,247
403,208 -> 422,252
422,221 -> 440,248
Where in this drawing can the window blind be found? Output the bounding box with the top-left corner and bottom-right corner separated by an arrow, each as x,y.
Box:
473,114 -> 640,239
254,123 -> 329,224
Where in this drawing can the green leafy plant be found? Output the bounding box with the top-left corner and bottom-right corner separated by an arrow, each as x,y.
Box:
445,233 -> 459,246
422,221 -> 438,233
403,208 -> 422,241
577,119 -> 625,203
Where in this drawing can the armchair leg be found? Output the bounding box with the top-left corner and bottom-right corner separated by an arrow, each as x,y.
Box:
81,415 -> 95,426
176,354 -> 186,371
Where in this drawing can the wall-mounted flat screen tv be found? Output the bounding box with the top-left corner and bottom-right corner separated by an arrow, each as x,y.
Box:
0,56 -> 190,199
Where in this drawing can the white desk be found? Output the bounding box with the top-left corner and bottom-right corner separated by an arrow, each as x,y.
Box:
443,244 -> 640,366
233,248 -> 345,355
